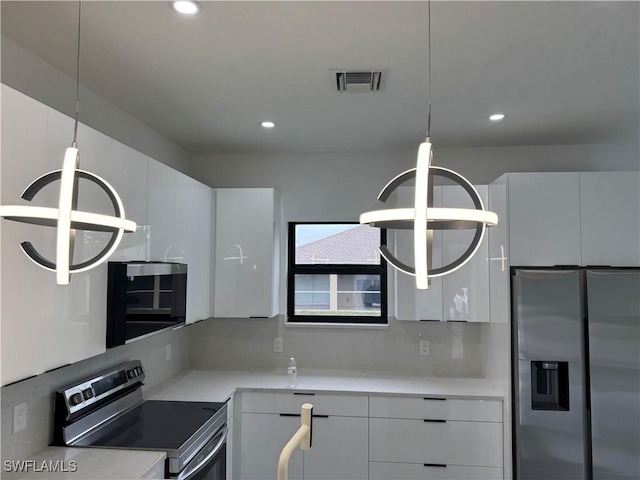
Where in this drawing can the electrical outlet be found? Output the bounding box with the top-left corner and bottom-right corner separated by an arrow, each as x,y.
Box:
419,340 -> 430,356
274,337 -> 283,353
13,402 -> 27,433
165,344 -> 172,361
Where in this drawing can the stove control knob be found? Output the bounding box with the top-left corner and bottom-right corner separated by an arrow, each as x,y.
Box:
137,367 -> 144,376
127,369 -> 135,379
70,393 -> 83,406
83,388 -> 94,400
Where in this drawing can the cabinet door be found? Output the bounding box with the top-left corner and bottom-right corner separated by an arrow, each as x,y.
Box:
240,413 -> 303,480
370,418 -> 502,467
580,172 -> 640,266
508,173 -> 581,266
1,85 -> 49,384
395,187 -> 444,321
442,185 -> 490,322
488,176 -> 509,324
147,160 -> 176,262
39,117 -> 114,373
214,188 -> 278,318
176,172 -> 212,323
369,462 -> 503,480
303,416 -> 368,480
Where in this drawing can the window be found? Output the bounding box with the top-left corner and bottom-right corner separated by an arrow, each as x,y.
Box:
287,222 -> 387,324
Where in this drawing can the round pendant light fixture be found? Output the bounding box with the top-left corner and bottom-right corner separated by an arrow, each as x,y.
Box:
0,0 -> 136,285
359,1 -> 498,290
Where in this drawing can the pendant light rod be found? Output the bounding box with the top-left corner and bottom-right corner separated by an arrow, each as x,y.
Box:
426,0 -> 432,141
72,0 -> 82,148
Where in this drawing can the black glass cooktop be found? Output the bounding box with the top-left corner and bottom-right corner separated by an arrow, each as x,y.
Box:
81,400 -> 225,451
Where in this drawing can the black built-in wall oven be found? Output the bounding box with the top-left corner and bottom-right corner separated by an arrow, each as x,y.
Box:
107,262 -> 187,348
54,360 -> 227,480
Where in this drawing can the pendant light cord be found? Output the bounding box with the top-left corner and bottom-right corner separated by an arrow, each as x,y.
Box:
72,0 -> 82,148
426,0 -> 432,142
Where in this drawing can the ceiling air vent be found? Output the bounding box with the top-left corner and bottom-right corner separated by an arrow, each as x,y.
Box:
331,69 -> 389,93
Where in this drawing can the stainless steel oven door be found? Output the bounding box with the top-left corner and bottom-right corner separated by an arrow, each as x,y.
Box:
172,426 -> 227,480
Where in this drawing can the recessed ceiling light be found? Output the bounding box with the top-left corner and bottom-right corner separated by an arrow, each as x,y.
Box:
261,121 -> 276,129
170,1 -> 202,16
489,113 -> 506,121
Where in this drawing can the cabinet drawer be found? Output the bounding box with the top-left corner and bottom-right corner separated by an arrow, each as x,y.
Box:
369,418 -> 502,467
369,462 -> 503,480
241,391 -> 368,416
369,396 -> 502,422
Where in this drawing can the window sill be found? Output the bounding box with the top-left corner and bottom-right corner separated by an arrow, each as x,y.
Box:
284,320 -> 390,330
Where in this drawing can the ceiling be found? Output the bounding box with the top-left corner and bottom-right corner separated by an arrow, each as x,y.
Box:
2,1 -> 639,154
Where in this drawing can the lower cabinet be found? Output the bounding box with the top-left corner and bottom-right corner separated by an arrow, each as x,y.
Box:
239,392 -> 368,480
238,392 -> 503,480
369,462 -> 503,480
369,396 -> 504,480
240,413 -> 304,480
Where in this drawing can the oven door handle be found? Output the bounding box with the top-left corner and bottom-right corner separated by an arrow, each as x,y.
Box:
178,426 -> 228,480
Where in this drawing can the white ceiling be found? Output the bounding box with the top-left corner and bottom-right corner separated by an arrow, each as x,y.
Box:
2,1 -> 639,154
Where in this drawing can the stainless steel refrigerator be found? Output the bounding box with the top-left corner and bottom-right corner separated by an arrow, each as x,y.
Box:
512,268 -> 640,480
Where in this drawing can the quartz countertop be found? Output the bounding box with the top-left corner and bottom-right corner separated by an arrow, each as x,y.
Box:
146,369 -> 505,402
1,447 -> 166,480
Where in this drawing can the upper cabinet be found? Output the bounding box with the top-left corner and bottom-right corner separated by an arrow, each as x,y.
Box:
507,173 -> 581,266
488,171 -> 640,325
579,172 -> 640,266
147,162 -> 212,324
395,187 -> 443,321
213,188 -> 280,318
1,85 -> 151,384
394,185 -> 490,322
496,172 -> 639,268
175,171 -> 212,323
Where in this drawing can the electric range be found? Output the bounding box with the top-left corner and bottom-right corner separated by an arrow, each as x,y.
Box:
53,360 -> 227,479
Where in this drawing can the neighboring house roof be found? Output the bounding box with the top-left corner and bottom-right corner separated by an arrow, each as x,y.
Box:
296,226 -> 380,264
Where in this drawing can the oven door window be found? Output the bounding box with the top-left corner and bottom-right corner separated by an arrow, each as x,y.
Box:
174,427 -> 227,480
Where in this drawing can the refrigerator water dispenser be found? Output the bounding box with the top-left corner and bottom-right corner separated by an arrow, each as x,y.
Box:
531,360 -> 569,410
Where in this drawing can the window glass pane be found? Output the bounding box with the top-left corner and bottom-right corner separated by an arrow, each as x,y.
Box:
295,224 -> 381,265
293,274 -> 382,317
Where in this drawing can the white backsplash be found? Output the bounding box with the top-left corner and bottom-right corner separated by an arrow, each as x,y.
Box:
189,316 -> 483,377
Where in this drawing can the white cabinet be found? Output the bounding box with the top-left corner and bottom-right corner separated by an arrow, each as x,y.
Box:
1,84 -> 50,384
175,171 -> 212,323
239,392 -> 368,480
395,187 -> 443,321
579,172 -> 640,266
240,413 -> 304,480
214,188 -> 280,318
488,177 -> 510,324
441,185 -> 490,323
369,462 -> 503,480
395,185 -> 490,322
303,416 -> 368,480
147,160 -> 177,262
147,163 -> 213,323
0,85 -> 151,383
507,173 -> 581,266
369,395 -> 503,479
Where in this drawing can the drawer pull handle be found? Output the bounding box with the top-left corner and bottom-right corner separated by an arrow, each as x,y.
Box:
423,397 -> 446,401
293,392 -> 315,396
279,413 -> 301,417
313,414 -> 329,418
423,419 -> 447,423
423,463 -> 447,468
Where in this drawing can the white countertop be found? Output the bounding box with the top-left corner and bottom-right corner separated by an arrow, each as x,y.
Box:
2,447 -> 166,480
146,369 -> 505,402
